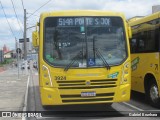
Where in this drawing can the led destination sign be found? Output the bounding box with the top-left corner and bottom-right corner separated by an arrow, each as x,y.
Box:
57,17 -> 111,26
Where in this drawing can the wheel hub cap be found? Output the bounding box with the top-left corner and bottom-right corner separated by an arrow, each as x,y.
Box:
150,85 -> 159,102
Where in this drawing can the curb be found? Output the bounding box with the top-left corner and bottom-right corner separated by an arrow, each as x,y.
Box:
22,75 -> 30,120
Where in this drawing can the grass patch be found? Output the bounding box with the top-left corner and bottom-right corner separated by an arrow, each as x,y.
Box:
0,58 -> 14,66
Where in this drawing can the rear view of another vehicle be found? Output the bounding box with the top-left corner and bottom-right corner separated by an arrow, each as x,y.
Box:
21,62 -> 30,69
33,61 -> 38,69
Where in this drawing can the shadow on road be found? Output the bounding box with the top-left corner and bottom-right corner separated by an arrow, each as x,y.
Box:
40,104 -> 124,118
130,90 -> 148,105
29,77 -> 124,119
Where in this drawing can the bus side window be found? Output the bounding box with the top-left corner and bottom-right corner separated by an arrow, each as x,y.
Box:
139,39 -> 145,52
131,38 -> 138,53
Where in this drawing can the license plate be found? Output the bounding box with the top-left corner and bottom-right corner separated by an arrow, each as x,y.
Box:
81,91 -> 96,97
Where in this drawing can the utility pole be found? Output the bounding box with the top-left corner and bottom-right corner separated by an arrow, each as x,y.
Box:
23,9 -> 28,75
24,9 -> 27,60
16,37 -> 20,79
15,37 -> 17,50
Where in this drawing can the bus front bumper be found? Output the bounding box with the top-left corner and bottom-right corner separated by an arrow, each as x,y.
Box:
40,84 -> 130,106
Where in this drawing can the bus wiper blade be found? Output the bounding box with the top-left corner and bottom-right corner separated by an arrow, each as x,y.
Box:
95,48 -> 111,70
64,51 -> 82,71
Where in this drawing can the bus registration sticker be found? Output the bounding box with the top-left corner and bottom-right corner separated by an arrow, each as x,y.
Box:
81,91 -> 96,97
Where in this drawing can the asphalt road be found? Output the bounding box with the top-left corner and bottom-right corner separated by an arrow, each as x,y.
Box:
26,66 -> 160,120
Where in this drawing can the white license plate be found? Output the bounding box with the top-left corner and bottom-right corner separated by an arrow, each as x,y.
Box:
81,91 -> 96,97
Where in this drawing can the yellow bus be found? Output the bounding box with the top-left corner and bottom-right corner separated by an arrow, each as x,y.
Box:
129,12 -> 160,107
32,10 -> 131,107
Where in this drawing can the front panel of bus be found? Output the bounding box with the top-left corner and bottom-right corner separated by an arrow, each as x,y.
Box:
39,14 -> 131,105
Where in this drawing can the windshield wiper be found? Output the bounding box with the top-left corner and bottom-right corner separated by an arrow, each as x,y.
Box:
64,51 -> 83,71
93,37 -> 110,70
95,48 -> 111,70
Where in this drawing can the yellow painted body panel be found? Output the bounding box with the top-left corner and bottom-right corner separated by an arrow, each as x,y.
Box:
37,10 -> 131,106
40,84 -> 130,105
129,11 -> 160,97
129,12 -> 160,27
40,60 -> 131,105
131,53 -> 160,93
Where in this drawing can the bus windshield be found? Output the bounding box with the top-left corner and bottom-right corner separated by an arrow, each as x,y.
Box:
44,17 -> 127,68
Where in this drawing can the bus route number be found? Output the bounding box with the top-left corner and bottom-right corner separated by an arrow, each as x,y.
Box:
55,76 -> 66,80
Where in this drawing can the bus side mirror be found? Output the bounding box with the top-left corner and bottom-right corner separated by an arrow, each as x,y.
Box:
32,31 -> 39,47
128,26 -> 132,39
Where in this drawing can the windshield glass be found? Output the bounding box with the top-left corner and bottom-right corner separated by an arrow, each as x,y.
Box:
44,17 -> 127,68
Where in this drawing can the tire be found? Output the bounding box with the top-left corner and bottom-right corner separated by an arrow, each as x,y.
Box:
147,81 -> 160,108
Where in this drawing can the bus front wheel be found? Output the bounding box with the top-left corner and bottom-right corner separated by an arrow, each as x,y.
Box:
148,81 -> 160,108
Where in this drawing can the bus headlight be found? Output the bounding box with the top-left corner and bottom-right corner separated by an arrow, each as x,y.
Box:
42,65 -> 53,87
121,62 -> 130,85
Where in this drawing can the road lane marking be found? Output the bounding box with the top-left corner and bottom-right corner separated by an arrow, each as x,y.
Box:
145,110 -> 160,111
22,75 -> 30,120
7,81 -> 17,83
36,117 -> 62,119
123,102 -> 144,111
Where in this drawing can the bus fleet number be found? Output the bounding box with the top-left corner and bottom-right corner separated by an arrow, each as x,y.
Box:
55,76 -> 66,80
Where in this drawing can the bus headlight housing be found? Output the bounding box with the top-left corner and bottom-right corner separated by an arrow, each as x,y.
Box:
121,62 -> 130,85
42,65 -> 53,87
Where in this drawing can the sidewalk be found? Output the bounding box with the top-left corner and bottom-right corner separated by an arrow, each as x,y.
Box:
0,66 -> 29,119
0,65 -> 7,72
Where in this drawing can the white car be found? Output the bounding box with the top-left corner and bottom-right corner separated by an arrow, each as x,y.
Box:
21,62 -> 30,69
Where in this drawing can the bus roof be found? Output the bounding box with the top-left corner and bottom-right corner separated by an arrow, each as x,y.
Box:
128,16 -> 144,23
40,10 -> 126,19
129,11 -> 160,26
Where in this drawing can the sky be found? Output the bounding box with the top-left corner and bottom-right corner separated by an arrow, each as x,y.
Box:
0,0 -> 160,50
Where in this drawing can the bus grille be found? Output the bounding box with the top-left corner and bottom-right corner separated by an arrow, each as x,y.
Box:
57,79 -> 117,89
60,93 -> 114,103
62,98 -> 113,103
57,79 -> 116,103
